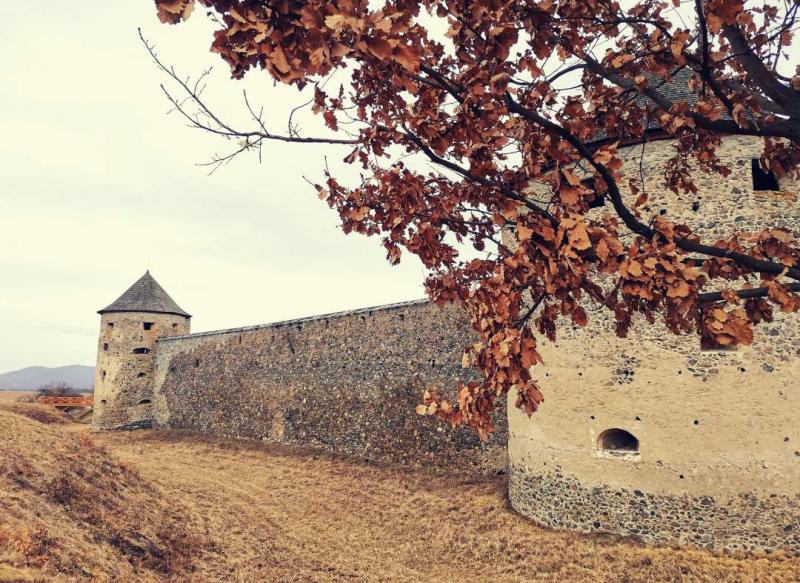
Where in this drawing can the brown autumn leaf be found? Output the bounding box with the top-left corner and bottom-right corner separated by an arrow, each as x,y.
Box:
148,0 -> 800,441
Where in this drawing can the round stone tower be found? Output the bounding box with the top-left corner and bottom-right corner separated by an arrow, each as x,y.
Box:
507,133 -> 800,552
93,271 -> 190,430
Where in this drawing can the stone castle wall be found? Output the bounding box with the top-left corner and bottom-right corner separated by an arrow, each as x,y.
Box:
508,135 -> 800,553
95,133 -> 799,552
150,300 -> 507,473
93,311 -> 190,430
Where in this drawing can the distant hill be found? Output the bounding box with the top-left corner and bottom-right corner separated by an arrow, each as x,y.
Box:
0,365 -> 95,391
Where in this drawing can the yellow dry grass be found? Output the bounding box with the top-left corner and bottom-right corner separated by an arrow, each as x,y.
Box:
1,403 -> 798,582
0,392 -> 36,403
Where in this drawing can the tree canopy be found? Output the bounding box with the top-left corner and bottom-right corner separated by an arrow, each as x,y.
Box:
149,0 -> 800,438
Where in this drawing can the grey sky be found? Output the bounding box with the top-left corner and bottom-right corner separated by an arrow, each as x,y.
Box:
4,5 -> 796,373
0,3 -> 429,371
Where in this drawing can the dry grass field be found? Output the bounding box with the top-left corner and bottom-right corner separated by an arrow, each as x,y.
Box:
0,392 -> 36,403
1,404 -> 799,582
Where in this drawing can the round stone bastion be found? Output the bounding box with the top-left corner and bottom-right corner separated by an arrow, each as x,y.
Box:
507,135 -> 800,554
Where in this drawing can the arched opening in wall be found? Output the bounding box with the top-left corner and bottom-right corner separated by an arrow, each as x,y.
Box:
132,347 -> 150,355
100,399 -> 107,405
102,343 -> 109,352
138,399 -> 152,405
597,428 -> 639,456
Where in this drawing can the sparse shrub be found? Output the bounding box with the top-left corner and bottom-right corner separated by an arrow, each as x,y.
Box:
35,382 -> 82,398
154,524 -> 205,575
45,472 -> 84,507
2,525 -> 54,567
106,523 -> 202,576
0,449 -> 38,488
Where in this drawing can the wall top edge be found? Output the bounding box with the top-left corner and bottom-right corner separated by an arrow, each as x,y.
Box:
156,297 -> 432,343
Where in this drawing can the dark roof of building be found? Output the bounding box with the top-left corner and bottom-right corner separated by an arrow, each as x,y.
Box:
98,271 -> 191,318
590,68 -> 718,144
637,68 -> 696,111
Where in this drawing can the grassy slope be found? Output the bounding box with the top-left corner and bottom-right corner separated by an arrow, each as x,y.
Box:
1,404 -> 799,582
0,405 -> 208,582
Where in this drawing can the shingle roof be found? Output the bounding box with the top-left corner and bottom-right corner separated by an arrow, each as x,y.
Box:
98,271 -> 191,318
590,68 -> 714,143
637,68 -> 696,111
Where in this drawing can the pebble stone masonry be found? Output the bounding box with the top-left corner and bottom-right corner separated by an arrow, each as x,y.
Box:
94,287 -> 508,474
93,140 -> 799,553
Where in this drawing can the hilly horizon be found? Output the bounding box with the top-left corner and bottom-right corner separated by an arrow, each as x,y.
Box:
0,365 -> 95,390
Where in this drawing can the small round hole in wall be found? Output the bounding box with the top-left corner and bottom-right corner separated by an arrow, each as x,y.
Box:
693,420 -> 700,426
597,428 -> 639,456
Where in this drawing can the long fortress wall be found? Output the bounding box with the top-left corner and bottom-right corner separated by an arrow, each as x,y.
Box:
150,300 -> 508,473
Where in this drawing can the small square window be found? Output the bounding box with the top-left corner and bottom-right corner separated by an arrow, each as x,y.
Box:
143,322 -> 154,331
752,159 -> 780,191
194,358 -> 200,368
107,322 -> 114,328
103,343 -> 109,351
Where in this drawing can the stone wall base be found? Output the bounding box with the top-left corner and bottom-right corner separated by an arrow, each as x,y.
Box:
509,466 -> 800,554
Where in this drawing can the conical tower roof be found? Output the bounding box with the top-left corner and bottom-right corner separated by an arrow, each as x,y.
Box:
98,271 -> 191,318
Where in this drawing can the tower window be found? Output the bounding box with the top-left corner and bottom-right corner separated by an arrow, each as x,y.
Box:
143,322 -> 154,331
102,370 -> 106,378
598,428 -> 639,455
103,343 -> 109,351
582,177 -> 606,208
132,347 -> 150,355
752,159 -> 780,191
172,323 -> 178,329
107,322 -> 114,328
194,358 -> 200,368
100,399 -> 107,405
137,399 -> 152,405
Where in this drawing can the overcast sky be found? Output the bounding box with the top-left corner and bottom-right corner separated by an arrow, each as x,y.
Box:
0,3 -> 430,372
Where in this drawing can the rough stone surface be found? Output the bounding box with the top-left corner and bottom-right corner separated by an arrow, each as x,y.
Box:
509,468 -> 800,554
507,135 -> 800,554
93,311 -> 190,430
150,301 -> 507,473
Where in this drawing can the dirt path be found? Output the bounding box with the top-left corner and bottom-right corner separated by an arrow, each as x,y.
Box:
97,429 -> 800,583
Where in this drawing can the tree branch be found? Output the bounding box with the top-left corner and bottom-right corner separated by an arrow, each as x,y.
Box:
722,23 -> 800,117
698,283 -> 800,303
504,93 -> 800,282
140,28 -> 358,146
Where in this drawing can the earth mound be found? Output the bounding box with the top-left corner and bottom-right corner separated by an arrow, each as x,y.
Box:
0,404 -> 208,582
